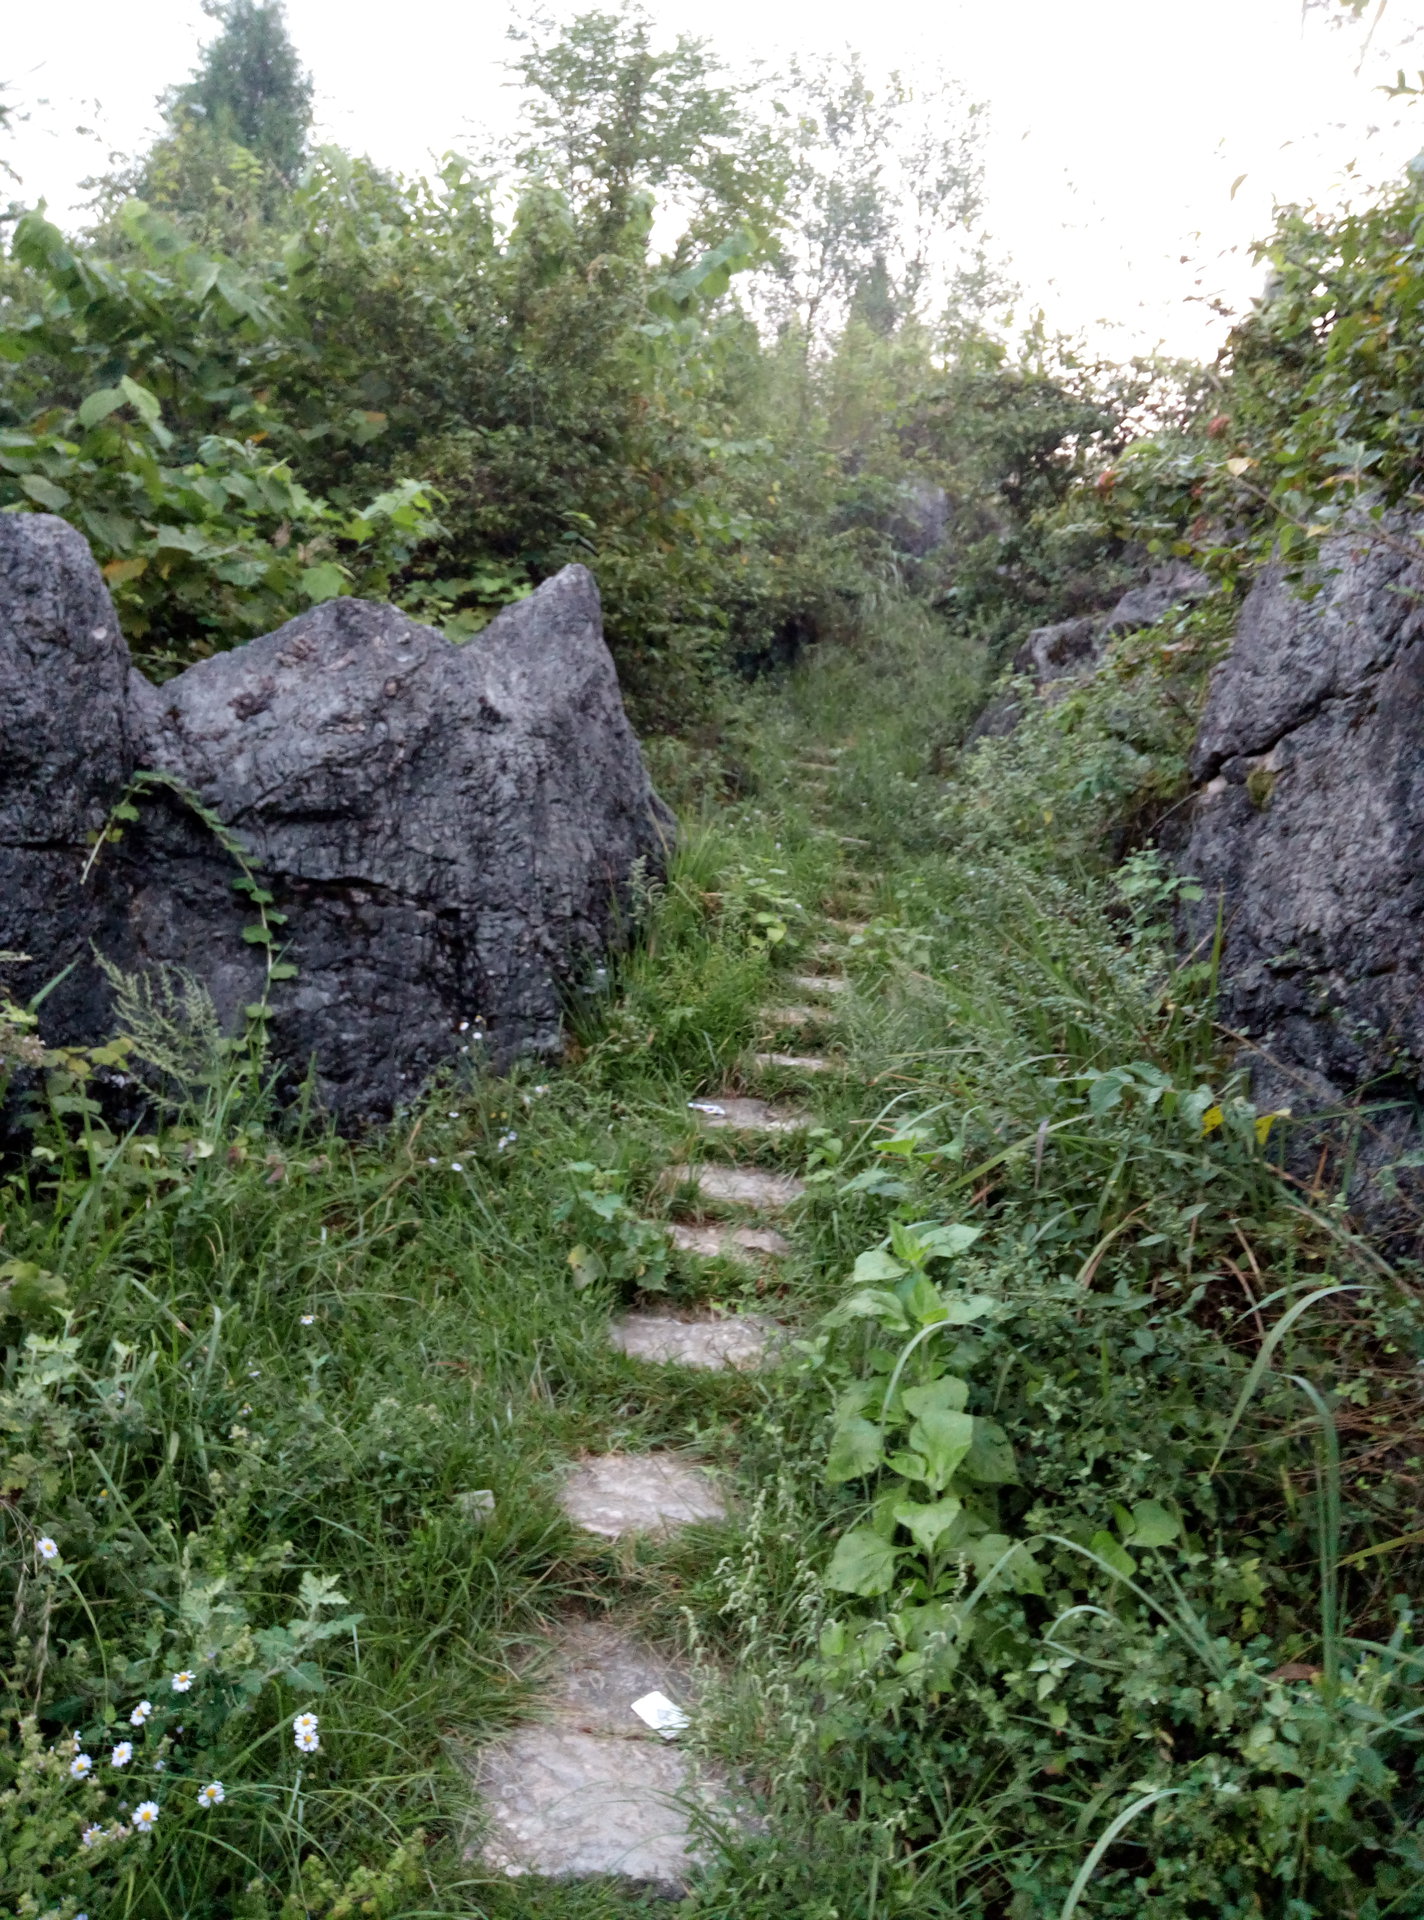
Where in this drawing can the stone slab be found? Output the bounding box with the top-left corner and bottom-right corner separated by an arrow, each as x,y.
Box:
790,973 -> 847,996
759,1005 -> 821,1029
664,1164 -> 808,1211
610,1311 -> 778,1370
668,1222 -> 793,1261
687,1095 -> 807,1135
561,1453 -> 726,1538
754,1052 -> 835,1075
473,1618 -> 743,1893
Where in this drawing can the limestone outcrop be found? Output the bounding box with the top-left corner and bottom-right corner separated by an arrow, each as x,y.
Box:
1181,525 -> 1424,1237
1,514 -> 669,1122
966,562 -> 1210,744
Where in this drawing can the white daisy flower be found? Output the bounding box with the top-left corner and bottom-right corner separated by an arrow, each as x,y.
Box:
110,1741 -> 133,1768
292,1711 -> 319,1736
171,1671 -> 195,1692
448,1111 -> 460,1118
130,1700 -> 153,1726
37,1536 -> 60,1563
450,1161 -> 464,1171
294,1728 -> 320,1753
132,1800 -> 159,1832
427,1155 -> 438,1165
69,1753 -> 94,1779
300,1314 -> 315,1325
197,1780 -> 225,1807
81,1824 -> 103,1848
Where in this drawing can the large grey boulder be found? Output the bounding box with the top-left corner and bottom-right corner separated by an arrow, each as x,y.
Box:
1181,526 -> 1424,1236
1,515 -> 669,1122
964,563 -> 1210,746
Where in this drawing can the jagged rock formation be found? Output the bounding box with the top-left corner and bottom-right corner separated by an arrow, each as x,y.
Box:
966,561 -> 1210,744
1,514 -> 669,1122
1181,526 -> 1424,1238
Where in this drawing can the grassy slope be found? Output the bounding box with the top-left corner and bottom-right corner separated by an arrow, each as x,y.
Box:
4,603 -> 1422,1919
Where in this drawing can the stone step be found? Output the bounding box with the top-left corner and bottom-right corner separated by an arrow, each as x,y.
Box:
560,1452 -> 726,1539
686,1094 -> 807,1135
753,1051 -> 836,1075
759,1004 -> 823,1030
610,1310 -> 778,1371
790,973 -> 847,997
663,1164 -> 808,1212
472,1616 -> 746,1893
667,1221 -> 792,1261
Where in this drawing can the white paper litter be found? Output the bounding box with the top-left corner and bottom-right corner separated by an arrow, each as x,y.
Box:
687,1100 -> 726,1116
630,1690 -> 691,1739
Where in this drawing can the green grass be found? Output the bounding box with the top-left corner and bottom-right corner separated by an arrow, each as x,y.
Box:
5,599 -> 1423,1919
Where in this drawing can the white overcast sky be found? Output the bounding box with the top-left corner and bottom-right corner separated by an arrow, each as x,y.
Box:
6,0 -> 1424,360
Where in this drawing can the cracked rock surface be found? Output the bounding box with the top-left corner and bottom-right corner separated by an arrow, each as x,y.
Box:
1,514 -> 668,1122
1181,527 -> 1424,1236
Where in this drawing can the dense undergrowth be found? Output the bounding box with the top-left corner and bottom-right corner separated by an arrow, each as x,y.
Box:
6,5 -> 1424,1915
0,3 -> 1161,729
4,593 -> 1422,1919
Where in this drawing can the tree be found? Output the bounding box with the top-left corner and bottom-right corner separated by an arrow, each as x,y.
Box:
505,3 -> 787,261
767,56 -> 987,344
168,0 -> 313,187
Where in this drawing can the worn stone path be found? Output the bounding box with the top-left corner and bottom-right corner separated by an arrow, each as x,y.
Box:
467,843 -> 870,1896
610,1310 -> 778,1370
667,1220 -> 792,1261
474,1616 -> 744,1893
687,1094 -> 808,1135
560,1453 -> 726,1538
664,1163 -> 808,1210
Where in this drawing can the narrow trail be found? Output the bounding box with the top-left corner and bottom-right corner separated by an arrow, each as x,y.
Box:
468,760 -> 869,1894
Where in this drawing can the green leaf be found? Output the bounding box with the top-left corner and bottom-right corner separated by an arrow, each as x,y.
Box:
241,924 -> 273,945
267,961 -> 299,980
826,1415 -> 884,1483
298,1571 -> 349,1611
908,1408 -> 975,1492
962,1417 -> 1018,1485
118,374 -> 162,428
824,1526 -> 899,1597
20,474 -> 70,510
939,1292 -> 999,1325
154,523 -> 217,556
886,1448 -> 931,1482
78,386 -> 127,428
300,561 -> 348,603
920,1223 -> 983,1258
828,1286 -> 910,1330
1089,1529 -> 1138,1581
0,1260 -> 68,1324
892,1495 -> 963,1554
901,1377 -> 969,1418
851,1248 -> 907,1283
971,1533 -> 1046,1595
1126,1499 -> 1180,1548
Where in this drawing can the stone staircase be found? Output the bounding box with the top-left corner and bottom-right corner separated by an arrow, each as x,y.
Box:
466,854 -> 866,1894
